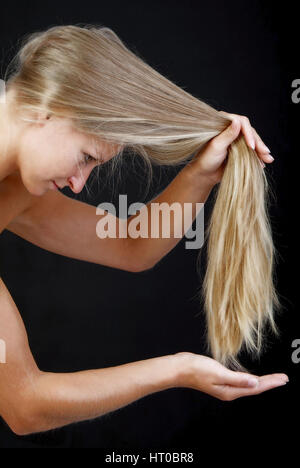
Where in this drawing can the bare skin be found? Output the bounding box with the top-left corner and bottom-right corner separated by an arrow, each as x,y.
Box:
0,88 -> 287,436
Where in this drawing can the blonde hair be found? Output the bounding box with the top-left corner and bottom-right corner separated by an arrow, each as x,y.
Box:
4,23 -> 281,370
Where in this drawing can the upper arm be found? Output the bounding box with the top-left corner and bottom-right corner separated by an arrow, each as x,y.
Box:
5,189 -> 141,272
0,277 -> 40,433
0,171 -> 36,236
0,173 -> 41,430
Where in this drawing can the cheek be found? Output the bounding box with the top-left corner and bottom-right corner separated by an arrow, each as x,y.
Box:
54,156 -> 80,181
44,148 -> 76,177
21,132 -> 52,175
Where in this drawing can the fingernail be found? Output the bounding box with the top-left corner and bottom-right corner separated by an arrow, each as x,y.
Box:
265,146 -> 271,153
267,155 -> 274,161
250,139 -> 255,150
278,381 -> 287,386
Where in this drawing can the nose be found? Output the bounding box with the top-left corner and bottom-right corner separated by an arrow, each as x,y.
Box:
67,167 -> 92,193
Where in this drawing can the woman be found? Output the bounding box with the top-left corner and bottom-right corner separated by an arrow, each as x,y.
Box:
0,24 -> 288,436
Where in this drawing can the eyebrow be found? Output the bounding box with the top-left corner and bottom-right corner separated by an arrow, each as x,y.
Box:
94,153 -> 104,163
92,140 -> 104,163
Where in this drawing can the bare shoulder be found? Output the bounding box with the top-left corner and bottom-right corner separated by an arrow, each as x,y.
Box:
0,171 -> 37,234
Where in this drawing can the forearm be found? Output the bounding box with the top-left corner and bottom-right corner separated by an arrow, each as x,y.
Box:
19,354 -> 181,434
127,164 -> 215,269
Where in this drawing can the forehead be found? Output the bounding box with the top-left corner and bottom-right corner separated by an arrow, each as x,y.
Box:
69,121 -> 123,157
87,135 -> 122,157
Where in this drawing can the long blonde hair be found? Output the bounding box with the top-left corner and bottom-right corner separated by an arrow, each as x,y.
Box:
4,23 -> 281,370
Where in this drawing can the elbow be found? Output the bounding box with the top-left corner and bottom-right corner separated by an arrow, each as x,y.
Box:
3,399 -> 47,436
6,419 -> 32,437
1,371 -> 51,436
5,410 -> 44,436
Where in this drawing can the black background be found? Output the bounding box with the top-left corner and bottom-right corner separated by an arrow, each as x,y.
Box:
0,0 -> 298,452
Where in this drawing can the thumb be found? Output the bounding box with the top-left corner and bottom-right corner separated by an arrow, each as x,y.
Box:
214,119 -> 241,150
222,370 -> 259,388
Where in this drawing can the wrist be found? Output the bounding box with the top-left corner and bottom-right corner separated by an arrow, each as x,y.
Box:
182,162 -> 217,191
170,352 -> 196,388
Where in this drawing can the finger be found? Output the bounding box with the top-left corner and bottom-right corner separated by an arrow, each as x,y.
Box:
211,119 -> 241,151
218,111 -> 274,162
217,373 -> 289,401
252,127 -> 271,154
252,128 -> 275,163
218,112 -> 255,150
246,372 -> 289,383
218,370 -> 260,388
238,116 -> 258,150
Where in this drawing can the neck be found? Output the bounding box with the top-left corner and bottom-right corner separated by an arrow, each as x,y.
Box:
0,87 -> 20,181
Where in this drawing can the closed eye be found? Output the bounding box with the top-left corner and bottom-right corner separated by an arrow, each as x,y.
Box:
82,153 -> 97,165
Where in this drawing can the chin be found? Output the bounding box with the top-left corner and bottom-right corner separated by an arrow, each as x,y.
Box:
27,181 -> 49,196
29,188 -> 46,196
18,172 -> 43,196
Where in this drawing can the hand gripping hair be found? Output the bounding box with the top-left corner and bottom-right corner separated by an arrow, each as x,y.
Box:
4,23 -> 281,371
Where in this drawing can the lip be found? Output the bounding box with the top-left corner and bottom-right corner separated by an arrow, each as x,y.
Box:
52,180 -> 60,189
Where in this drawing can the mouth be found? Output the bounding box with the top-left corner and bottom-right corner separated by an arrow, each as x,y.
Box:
52,180 -> 60,189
